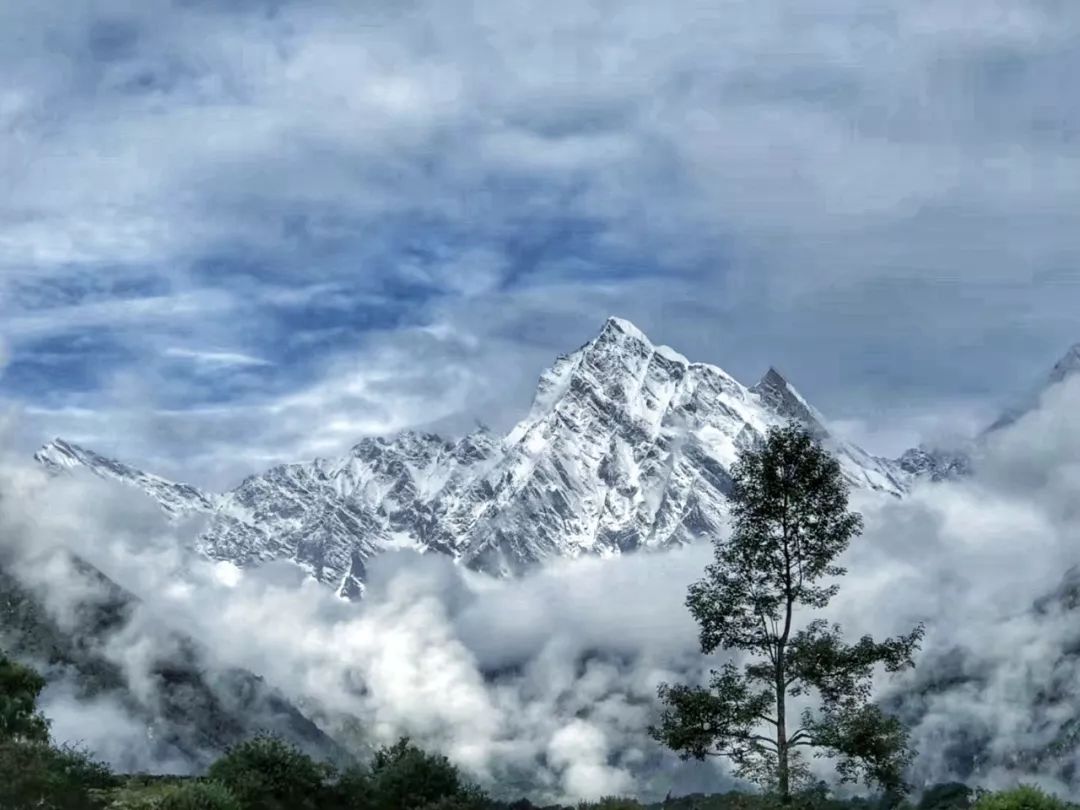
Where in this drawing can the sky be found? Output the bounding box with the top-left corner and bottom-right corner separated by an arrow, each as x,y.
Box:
2,0 -> 1079,487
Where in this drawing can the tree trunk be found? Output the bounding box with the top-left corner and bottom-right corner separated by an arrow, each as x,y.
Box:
776,649 -> 790,804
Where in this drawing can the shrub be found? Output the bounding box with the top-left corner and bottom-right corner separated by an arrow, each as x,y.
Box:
577,798 -> 645,810
157,781 -> 242,810
0,738 -> 117,809
331,764 -> 374,810
207,733 -> 335,810
919,783 -> 973,810
419,793 -> 493,810
368,737 -> 466,810
972,786 -> 1073,810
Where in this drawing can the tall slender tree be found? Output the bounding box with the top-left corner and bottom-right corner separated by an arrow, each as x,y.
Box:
651,423 -> 924,803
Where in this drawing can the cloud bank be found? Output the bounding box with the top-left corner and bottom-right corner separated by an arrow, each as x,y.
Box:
6,375 -> 1080,801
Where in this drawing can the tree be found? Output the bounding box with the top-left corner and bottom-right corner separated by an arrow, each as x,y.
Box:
0,652 -> 117,807
917,782 -> 973,810
207,733 -> 335,810
0,650 -> 51,743
0,739 -> 116,809
651,424 -> 924,803
366,736 -> 482,810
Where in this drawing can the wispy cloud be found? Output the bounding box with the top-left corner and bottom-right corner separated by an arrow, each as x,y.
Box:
163,348 -> 272,368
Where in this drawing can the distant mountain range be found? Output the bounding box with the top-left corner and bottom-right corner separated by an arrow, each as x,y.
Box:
35,318 -> 1077,598
32,318 -> 917,597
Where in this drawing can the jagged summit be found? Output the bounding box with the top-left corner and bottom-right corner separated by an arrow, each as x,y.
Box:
750,367 -> 829,439
985,341 -> 1080,434
36,318 -> 916,595
1048,343 -> 1080,387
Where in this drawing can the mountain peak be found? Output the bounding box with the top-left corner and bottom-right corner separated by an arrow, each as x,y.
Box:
1048,343 -> 1080,386
34,321 -> 911,592
750,367 -> 829,438
34,437 -> 83,472
758,366 -> 789,389
593,317 -> 689,366
600,316 -> 651,345
985,341 -> 1080,433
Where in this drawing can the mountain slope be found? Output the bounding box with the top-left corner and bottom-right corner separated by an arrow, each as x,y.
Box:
986,343 -> 1080,433
35,317 -> 913,593
0,548 -> 344,772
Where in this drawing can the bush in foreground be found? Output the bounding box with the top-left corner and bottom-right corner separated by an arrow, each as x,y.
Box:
0,737 -> 117,809
207,733 -> 335,810
972,786 -> 1075,810
157,780 -> 242,810
332,736 -> 489,810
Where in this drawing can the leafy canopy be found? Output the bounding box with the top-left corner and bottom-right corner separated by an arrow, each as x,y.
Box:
0,650 -> 51,743
207,733 -> 336,810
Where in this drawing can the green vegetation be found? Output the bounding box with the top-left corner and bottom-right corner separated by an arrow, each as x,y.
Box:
0,651 -> 118,808
972,786 -> 1074,810
652,424 -> 924,803
0,648 -> 52,742
207,733 -> 335,809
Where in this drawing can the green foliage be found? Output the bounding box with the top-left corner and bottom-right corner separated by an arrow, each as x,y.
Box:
157,781 -> 242,810
364,736 -> 484,810
0,649 -> 52,742
577,798 -> 645,810
652,424 -> 924,802
971,786 -> 1074,810
419,793 -> 494,810
92,779 -> 239,810
0,737 -> 117,809
332,763 -> 374,810
207,733 -> 335,810
0,654 -> 117,808
917,783 -> 973,810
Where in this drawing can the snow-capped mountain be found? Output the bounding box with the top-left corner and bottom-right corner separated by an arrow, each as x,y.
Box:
36,317 -> 916,597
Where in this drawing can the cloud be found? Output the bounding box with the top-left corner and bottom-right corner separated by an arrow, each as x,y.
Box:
3,0 -> 1080,479
163,348 -> 273,368
10,372 -> 1080,801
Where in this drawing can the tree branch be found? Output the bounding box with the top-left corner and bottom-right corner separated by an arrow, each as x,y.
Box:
747,735 -> 779,751
789,729 -> 812,746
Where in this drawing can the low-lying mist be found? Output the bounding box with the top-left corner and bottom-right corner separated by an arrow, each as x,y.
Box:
3,377 -> 1080,803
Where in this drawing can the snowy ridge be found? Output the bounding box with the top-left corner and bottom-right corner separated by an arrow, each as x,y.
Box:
35,438 -> 218,516
36,317 -> 919,595
985,343 -> 1080,434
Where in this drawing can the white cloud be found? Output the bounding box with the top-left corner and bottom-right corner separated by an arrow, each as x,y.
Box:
9,376 -> 1080,799
163,348 -> 272,368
